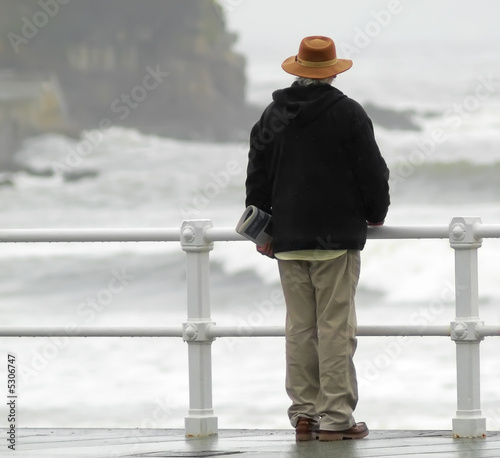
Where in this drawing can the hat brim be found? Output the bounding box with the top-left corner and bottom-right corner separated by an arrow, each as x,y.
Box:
281,55 -> 353,79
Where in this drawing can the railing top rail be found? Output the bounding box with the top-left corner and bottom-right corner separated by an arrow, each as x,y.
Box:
474,223 -> 500,239
366,225 -> 449,239
0,228 -> 181,243
1,222 -> 500,244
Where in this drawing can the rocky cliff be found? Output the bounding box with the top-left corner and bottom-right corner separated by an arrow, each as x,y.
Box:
0,0 -> 258,142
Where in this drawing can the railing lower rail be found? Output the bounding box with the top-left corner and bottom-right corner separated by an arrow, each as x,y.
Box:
0,216 -> 499,438
0,324 -> 498,338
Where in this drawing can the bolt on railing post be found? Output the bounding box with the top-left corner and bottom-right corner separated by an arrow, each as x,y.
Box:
180,219 -> 217,437
449,217 -> 486,438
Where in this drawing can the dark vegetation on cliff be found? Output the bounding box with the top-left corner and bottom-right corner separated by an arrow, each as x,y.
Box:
0,0 -> 259,142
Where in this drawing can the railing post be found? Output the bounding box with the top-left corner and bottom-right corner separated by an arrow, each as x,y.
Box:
449,217 -> 486,438
180,219 -> 217,437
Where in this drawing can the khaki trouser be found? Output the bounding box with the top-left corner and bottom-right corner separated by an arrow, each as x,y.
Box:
277,250 -> 360,431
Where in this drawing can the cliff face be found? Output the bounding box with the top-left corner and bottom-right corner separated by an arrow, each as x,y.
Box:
0,0 -> 257,141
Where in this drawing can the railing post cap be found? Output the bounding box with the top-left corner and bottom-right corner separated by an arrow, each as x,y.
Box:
450,320 -> 484,342
449,216 -> 482,248
181,220 -> 214,252
182,322 -> 215,342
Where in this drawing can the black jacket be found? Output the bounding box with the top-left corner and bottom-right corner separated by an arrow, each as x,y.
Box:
245,82 -> 390,253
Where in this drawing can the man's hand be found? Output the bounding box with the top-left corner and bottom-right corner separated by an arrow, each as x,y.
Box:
256,241 -> 275,259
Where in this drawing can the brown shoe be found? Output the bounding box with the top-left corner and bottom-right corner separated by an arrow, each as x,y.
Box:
295,417 -> 320,441
318,422 -> 369,441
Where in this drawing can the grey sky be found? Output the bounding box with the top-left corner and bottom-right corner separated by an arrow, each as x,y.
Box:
223,0 -> 500,63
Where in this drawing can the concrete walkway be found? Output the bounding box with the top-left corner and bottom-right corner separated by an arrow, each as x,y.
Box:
1,428 -> 500,457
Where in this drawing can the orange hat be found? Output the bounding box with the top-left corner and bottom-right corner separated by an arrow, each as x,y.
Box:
281,36 -> 352,79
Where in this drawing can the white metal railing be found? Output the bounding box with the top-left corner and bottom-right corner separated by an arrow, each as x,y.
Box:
1,217 -> 500,438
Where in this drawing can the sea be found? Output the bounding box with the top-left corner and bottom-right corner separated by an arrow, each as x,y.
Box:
1,41 -> 500,434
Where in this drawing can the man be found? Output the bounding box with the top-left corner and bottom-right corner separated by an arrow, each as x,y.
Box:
245,36 -> 390,441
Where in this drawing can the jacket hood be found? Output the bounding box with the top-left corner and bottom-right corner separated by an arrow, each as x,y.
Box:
272,81 -> 346,126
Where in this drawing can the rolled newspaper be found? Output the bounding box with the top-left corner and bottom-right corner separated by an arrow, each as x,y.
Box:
235,205 -> 272,246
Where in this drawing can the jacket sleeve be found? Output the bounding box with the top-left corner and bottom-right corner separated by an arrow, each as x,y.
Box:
245,109 -> 273,214
348,102 -> 390,224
